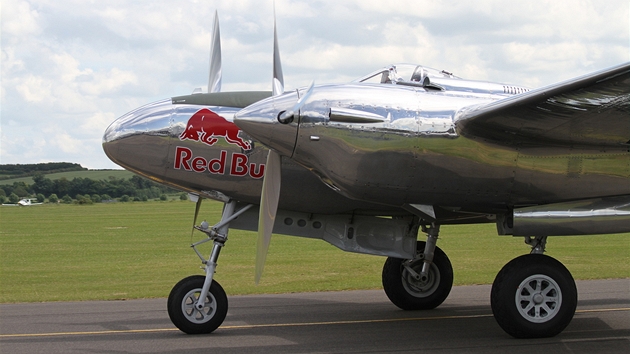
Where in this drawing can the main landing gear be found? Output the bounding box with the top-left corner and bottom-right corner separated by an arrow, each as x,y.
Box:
382,224 -> 454,310
167,200 -> 252,334
381,228 -> 577,339
491,236 -> 577,338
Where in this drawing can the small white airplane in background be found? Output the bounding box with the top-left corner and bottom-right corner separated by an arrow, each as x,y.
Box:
2,198 -> 43,206
18,198 -> 42,206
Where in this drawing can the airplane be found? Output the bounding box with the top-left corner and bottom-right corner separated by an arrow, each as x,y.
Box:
102,11 -> 630,339
2,198 -> 43,206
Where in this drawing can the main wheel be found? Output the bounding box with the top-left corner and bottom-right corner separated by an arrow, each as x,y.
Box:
382,241 -> 453,310
491,254 -> 577,338
167,275 -> 228,334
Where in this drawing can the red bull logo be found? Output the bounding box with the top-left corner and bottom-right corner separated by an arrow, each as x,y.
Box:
174,108 -> 263,179
179,108 -> 251,150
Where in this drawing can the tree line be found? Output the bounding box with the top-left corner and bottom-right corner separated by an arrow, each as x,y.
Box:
0,172 -> 184,204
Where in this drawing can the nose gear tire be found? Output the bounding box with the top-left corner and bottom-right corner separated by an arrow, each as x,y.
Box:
167,275 -> 228,334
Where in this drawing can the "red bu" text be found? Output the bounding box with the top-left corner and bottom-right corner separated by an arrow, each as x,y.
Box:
174,146 -> 265,179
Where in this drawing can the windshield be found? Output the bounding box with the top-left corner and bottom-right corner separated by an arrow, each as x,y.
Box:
354,64 -> 459,85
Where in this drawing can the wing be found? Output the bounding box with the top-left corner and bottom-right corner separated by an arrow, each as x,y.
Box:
455,62 -> 630,148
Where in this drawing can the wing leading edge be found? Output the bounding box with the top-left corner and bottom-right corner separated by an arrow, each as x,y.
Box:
455,62 -> 630,148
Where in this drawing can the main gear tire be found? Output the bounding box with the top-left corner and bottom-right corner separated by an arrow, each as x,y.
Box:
382,241 -> 453,310
491,254 -> 577,338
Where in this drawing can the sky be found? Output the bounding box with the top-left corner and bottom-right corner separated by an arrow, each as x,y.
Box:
1,0 -> 629,170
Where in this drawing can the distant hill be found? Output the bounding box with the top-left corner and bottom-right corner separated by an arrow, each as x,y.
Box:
0,169 -> 133,185
0,162 -> 86,180
0,163 -> 133,185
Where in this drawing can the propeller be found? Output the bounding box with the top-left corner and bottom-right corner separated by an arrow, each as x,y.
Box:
254,9 -> 316,284
208,10 -> 222,93
255,10 -> 285,284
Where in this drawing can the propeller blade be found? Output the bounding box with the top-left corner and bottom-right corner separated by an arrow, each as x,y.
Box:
208,10 -> 222,93
191,194 -> 202,238
272,12 -> 284,96
255,149 -> 282,284
255,7 -> 285,284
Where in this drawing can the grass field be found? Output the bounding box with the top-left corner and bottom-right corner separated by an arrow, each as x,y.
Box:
0,201 -> 628,303
0,169 -> 133,185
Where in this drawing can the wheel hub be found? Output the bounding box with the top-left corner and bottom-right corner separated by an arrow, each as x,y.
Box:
402,260 -> 440,298
182,288 -> 217,324
515,274 -> 562,323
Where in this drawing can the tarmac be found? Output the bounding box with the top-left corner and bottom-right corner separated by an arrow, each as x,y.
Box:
1,279 -> 628,353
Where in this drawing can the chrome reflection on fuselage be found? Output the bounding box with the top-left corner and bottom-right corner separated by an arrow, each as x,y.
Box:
102,96 -> 393,214
235,82 -> 630,213
291,83 -> 510,210
103,98 -> 266,203
103,99 -> 174,179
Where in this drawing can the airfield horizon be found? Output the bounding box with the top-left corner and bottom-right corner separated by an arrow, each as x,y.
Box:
1,201 -> 628,303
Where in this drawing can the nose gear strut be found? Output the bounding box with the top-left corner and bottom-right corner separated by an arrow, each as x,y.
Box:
190,200 -> 253,309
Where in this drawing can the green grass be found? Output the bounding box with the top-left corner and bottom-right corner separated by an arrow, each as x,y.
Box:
0,201 -> 628,303
0,169 -> 133,185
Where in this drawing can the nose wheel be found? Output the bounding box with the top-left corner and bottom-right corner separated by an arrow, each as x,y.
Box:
167,275 -> 228,334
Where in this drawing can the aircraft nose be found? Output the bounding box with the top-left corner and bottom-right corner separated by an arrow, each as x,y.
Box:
234,92 -> 299,157
103,99 -> 173,172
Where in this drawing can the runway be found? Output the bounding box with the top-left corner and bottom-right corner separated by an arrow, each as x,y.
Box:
1,279 -> 628,353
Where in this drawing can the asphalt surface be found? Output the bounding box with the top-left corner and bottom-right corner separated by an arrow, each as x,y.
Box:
1,279 -> 628,353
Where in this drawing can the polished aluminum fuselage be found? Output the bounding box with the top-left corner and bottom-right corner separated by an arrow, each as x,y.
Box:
103,78 -> 630,230
236,83 -> 630,214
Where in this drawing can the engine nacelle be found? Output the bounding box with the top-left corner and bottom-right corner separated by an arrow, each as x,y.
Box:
498,196 -> 630,236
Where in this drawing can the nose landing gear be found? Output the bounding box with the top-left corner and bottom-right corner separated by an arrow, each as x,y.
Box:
167,200 -> 253,334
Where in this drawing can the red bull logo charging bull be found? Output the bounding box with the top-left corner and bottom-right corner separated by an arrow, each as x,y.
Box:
179,108 -> 252,150
175,108 -> 264,179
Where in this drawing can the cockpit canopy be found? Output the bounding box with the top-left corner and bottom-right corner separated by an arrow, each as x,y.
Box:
354,64 -> 529,96
355,64 -> 459,85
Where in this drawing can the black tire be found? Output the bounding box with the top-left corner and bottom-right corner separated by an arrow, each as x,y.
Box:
382,241 -> 453,310
491,254 -> 577,338
167,275 -> 228,334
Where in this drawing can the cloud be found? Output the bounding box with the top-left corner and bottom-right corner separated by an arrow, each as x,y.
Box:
50,132 -> 85,154
15,75 -> 51,103
79,68 -> 138,96
1,0 -> 42,38
1,0 -> 628,169
81,111 -> 117,134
